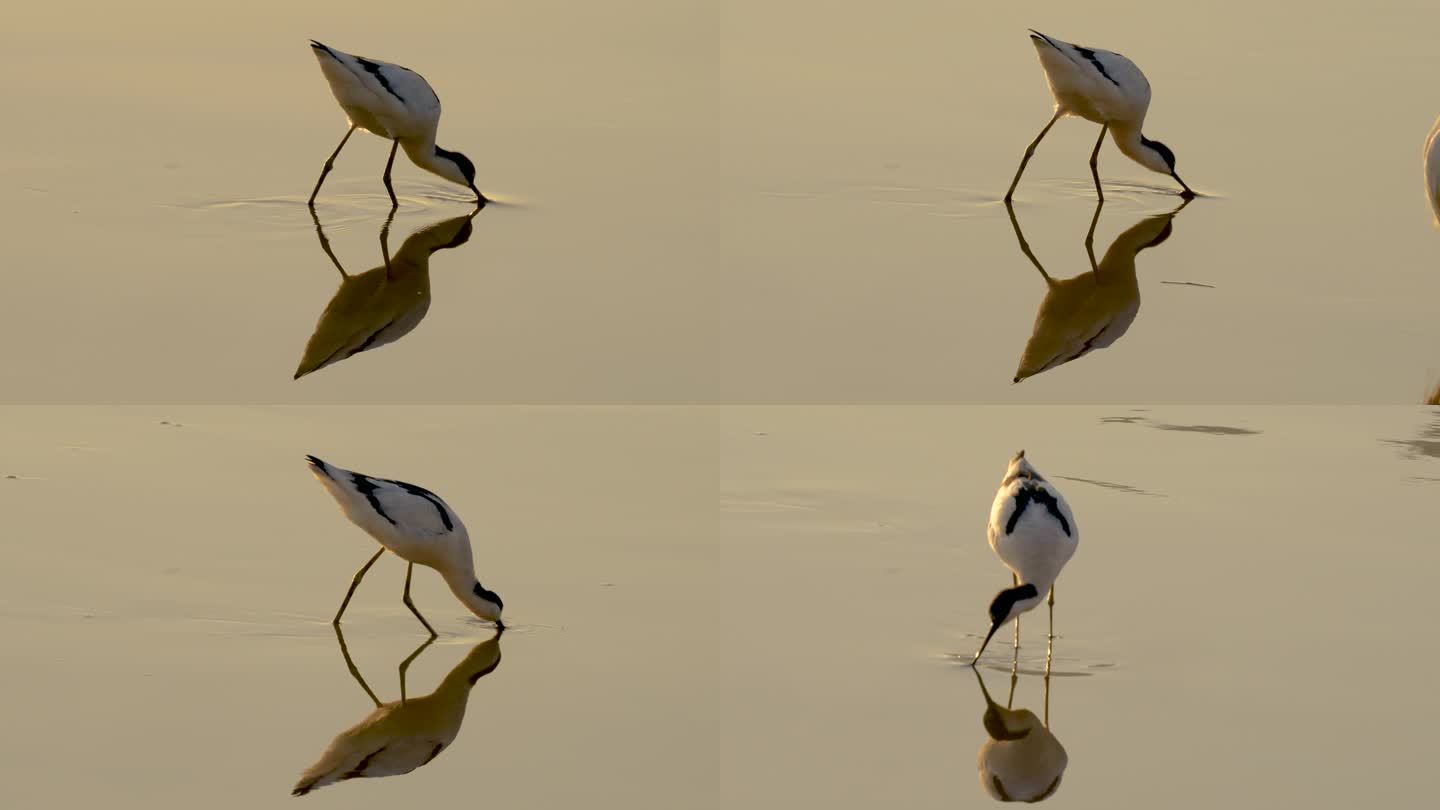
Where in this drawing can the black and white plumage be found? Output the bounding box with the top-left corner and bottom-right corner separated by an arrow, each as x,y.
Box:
1009,200 -> 1187,383
296,211 -> 477,379
1004,30 -> 1195,201
308,41 -> 486,207
307,456 -> 504,633
970,451 -> 1078,665
293,636 -> 502,796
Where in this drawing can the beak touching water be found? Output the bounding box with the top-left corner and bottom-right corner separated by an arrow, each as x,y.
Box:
970,621 -> 1003,667
1172,171 -> 1197,199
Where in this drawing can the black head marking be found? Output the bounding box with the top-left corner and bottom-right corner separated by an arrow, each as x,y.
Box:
1005,483 -> 1071,537
434,146 -> 476,185
1141,136 -> 1178,172
988,583 -> 1039,626
983,705 -> 1033,742
473,582 -> 503,611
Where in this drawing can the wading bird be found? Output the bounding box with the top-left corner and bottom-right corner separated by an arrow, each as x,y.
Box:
306,456 -> 504,635
971,451 -> 1078,666
308,41 -> 486,207
296,210 -> 478,379
1005,30 -> 1194,202
293,629 -> 502,796
1008,198 -> 1189,383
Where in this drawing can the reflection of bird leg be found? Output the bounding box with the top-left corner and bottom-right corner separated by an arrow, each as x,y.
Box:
333,623 -> 382,708
1088,124 -> 1109,202
310,207 -> 349,278
1043,642 -> 1053,726
398,634 -> 436,706
1084,198 -> 1105,273
380,208 -> 398,281
1005,200 -> 1055,283
1007,663 -> 1019,709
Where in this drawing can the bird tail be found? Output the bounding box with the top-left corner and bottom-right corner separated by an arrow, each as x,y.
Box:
305,455 -> 334,480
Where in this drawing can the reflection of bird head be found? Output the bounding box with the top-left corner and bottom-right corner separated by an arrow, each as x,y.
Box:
973,670 -> 1068,803
294,212 -> 479,379
291,635 -> 502,796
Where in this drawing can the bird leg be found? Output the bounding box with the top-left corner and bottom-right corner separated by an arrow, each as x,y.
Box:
382,138 -> 400,209
403,562 -> 439,638
1043,641 -> 1053,726
332,623 -> 382,707
1004,200 -> 1053,283
1047,584 -> 1055,641
1088,124 -> 1109,201
334,547 -> 386,625
1012,572 -> 1021,652
310,207 -> 348,278
309,126 -> 356,206
398,633 -> 436,706
1004,110 -> 1063,202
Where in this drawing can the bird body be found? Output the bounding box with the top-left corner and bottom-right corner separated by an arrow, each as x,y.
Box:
308,41 -> 484,205
293,638 -> 502,796
1006,31 -> 1193,200
307,456 -> 504,629
971,451 -> 1078,665
987,454 -> 1078,591
1423,115 -> 1440,226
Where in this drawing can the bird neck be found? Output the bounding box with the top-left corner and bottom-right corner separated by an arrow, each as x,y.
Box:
439,563 -> 503,622
401,138 -> 446,173
1110,125 -> 1147,163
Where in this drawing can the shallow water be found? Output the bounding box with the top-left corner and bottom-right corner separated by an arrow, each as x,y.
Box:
4,0 -> 1440,806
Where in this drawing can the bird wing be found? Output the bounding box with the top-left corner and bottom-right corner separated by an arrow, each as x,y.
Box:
310,42 -> 442,126
1029,32 -> 1151,119
308,457 -> 464,539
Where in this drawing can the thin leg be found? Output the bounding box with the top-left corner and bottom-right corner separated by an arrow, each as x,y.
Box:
1047,584 -> 1055,641
1084,198 -> 1105,273
382,138 -> 400,209
333,623 -> 381,707
309,126 -> 357,206
1007,658 -> 1018,708
310,207 -> 348,278
403,562 -> 439,638
1011,573 -> 1021,652
1088,124 -> 1109,202
334,547 -> 386,625
379,207 -> 397,280
1005,200 -> 1054,283
397,634 -> 436,706
1004,110 -> 1063,202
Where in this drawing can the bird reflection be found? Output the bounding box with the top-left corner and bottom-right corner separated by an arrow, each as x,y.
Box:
1007,198 -> 1189,383
972,665 -> 1068,803
292,626 -> 502,796
295,209 -> 479,379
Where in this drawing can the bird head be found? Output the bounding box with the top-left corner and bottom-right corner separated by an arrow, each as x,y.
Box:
1138,136 -> 1195,197
1004,450 -> 1042,483
464,581 -> 506,631
971,583 -> 1044,665
432,146 -> 488,204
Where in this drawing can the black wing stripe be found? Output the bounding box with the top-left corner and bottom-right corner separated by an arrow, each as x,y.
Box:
1073,45 -> 1121,88
351,474 -> 397,525
1005,484 -> 1072,537
355,56 -> 406,103
388,480 -> 455,531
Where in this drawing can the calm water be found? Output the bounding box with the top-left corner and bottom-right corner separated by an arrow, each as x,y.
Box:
3,0 -> 1440,806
